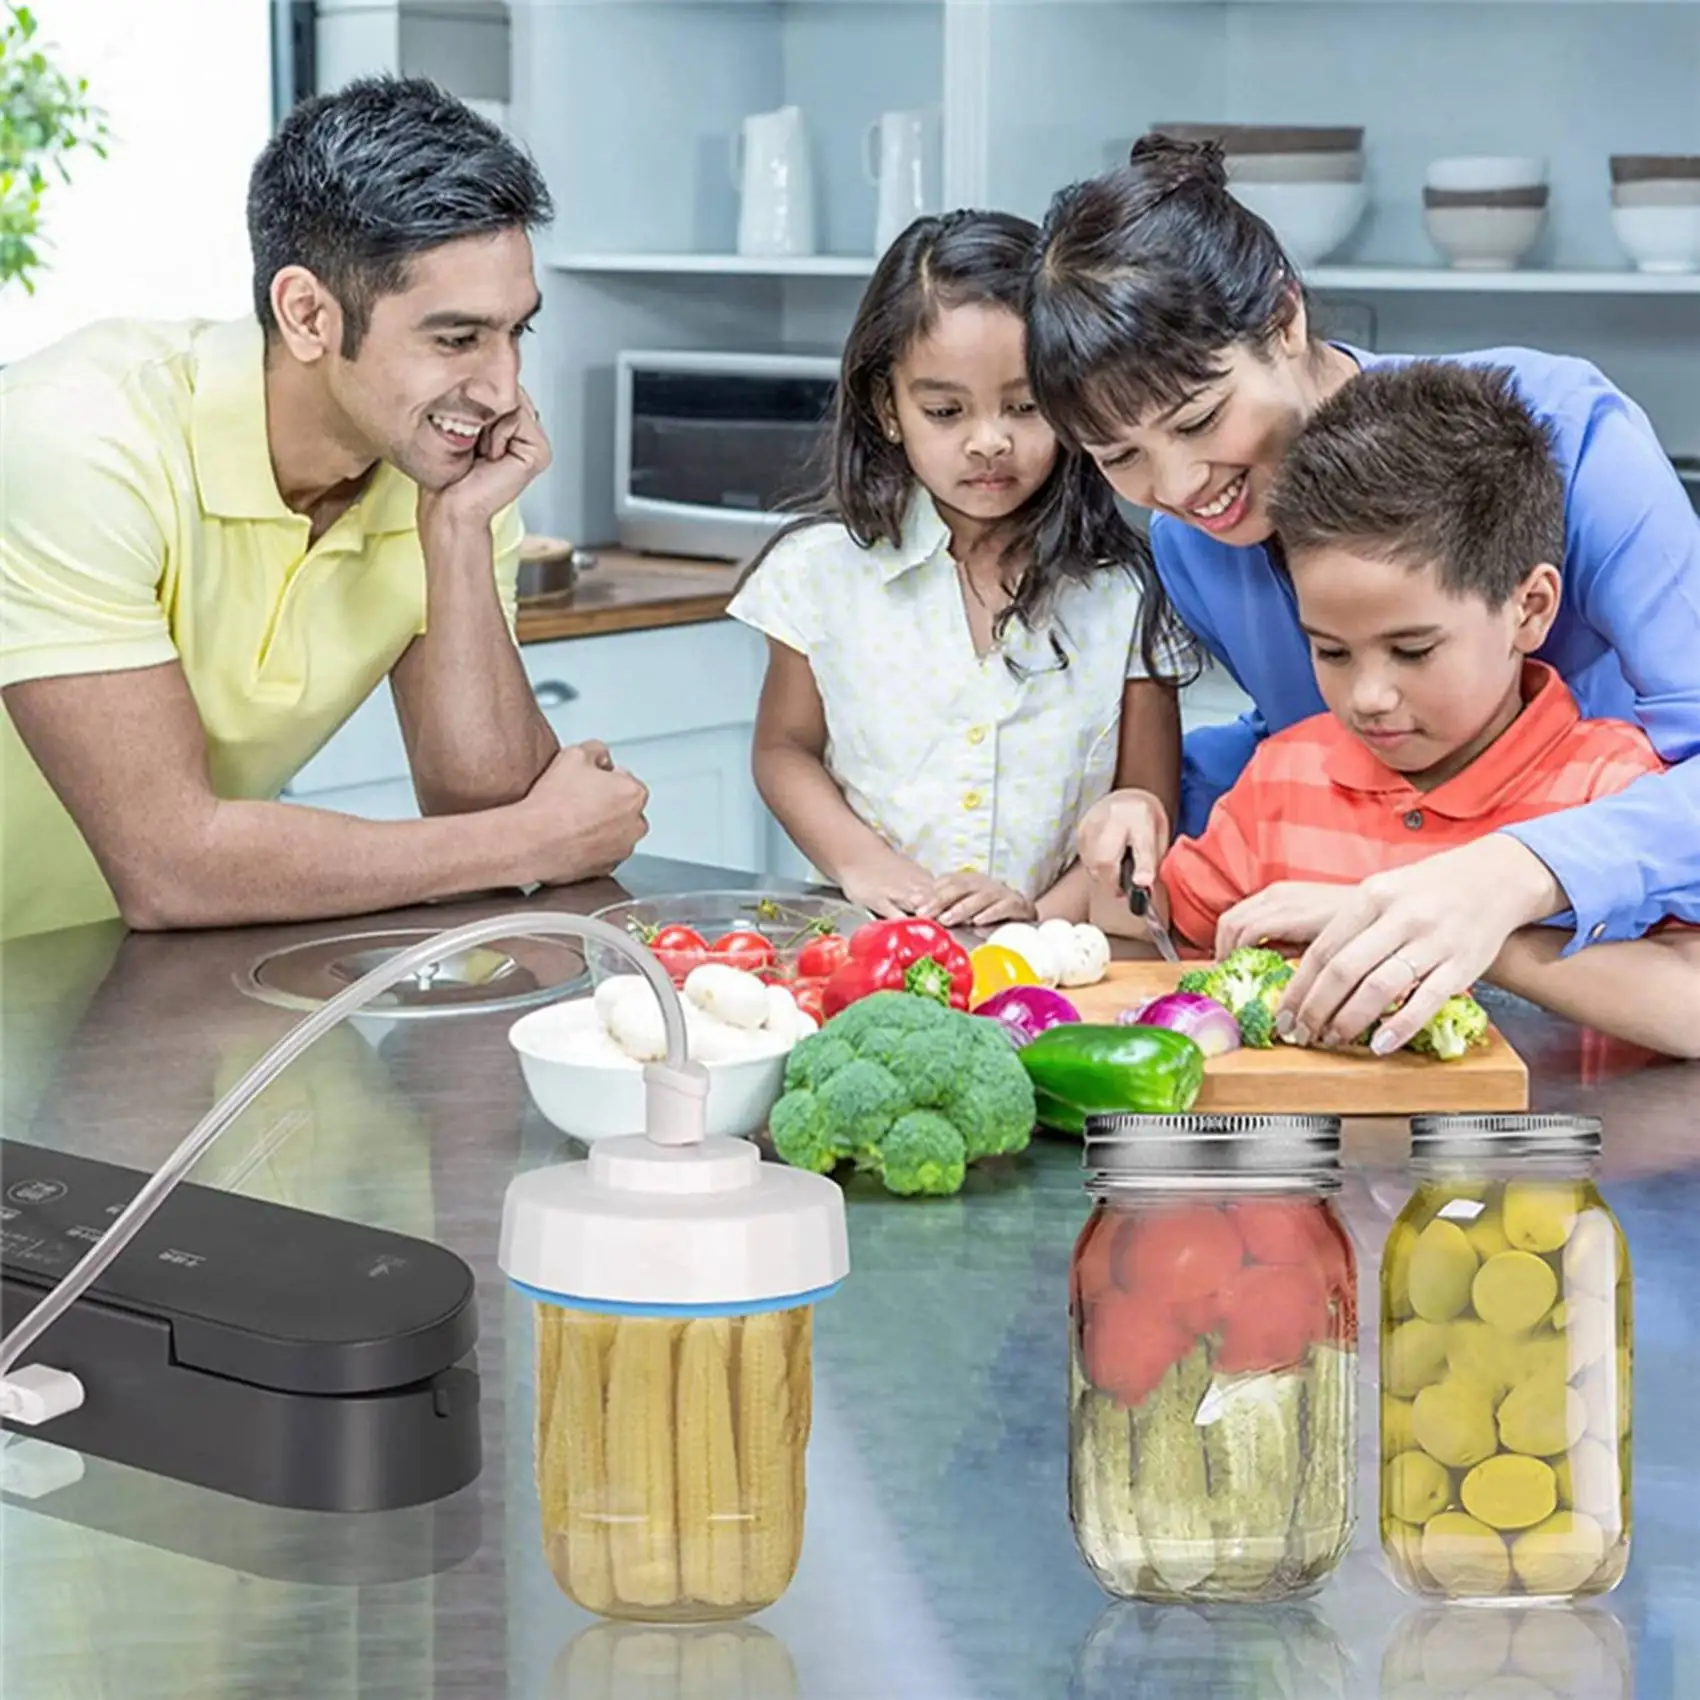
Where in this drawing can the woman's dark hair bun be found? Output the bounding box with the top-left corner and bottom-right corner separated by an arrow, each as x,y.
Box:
1127,133 -> 1229,194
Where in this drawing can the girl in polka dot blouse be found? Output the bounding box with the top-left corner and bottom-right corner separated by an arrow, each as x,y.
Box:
730,209 -> 1193,925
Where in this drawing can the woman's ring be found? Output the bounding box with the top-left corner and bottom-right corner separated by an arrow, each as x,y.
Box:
1390,951 -> 1421,983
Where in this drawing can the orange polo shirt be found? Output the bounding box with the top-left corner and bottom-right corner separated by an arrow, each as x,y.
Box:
1162,662 -> 1668,950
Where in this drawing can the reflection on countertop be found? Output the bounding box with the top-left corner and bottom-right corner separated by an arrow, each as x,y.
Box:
2,856 -> 1698,1699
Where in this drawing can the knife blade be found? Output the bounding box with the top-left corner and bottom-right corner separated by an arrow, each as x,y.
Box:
1120,848 -> 1180,964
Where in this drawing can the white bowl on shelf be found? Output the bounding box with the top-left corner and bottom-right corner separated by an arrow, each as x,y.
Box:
1227,150 -> 1365,185
1424,204 -> 1546,271
508,997 -> 795,1143
1228,180 -> 1368,267
1425,155 -> 1548,193
1611,205 -> 1700,274
1612,180 -> 1700,209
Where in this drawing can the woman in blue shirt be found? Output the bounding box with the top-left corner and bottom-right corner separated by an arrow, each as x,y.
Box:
1025,136 -> 1700,1053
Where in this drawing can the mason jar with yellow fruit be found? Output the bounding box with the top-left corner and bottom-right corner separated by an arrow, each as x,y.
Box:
1380,1115 -> 1630,1603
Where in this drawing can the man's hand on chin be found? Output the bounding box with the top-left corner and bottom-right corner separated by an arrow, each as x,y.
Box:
418,388 -> 552,538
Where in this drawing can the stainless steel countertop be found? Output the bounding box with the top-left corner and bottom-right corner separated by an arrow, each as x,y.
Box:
2,857 -> 1697,1700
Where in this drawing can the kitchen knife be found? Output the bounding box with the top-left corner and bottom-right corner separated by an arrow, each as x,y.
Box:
1120,848 -> 1180,964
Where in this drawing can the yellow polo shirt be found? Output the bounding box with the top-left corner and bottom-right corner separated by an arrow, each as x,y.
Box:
0,317 -> 523,941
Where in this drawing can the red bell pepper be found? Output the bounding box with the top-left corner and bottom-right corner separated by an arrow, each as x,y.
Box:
821,918 -> 974,1017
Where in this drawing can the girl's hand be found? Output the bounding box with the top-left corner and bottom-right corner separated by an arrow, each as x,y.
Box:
839,854 -> 935,920
919,872 -> 1036,928
1077,788 -> 1171,891
1215,882 -> 1354,959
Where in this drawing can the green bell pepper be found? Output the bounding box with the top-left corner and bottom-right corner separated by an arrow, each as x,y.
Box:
1021,1023 -> 1204,1133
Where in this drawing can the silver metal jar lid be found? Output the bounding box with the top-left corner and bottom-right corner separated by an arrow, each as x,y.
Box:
1410,1113 -> 1602,1162
1084,1113 -> 1342,1189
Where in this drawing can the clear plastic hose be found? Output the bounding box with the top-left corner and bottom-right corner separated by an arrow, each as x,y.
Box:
0,911 -> 703,1386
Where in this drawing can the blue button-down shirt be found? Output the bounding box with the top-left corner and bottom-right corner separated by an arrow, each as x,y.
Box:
1156,344 -> 1700,949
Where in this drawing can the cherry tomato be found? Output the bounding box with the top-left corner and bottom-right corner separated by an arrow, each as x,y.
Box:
1214,1262 -> 1330,1374
1071,1215 -> 1127,1310
710,929 -> 777,974
1173,1291 -> 1226,1337
1229,1198 -> 1332,1266
650,924 -> 708,953
788,977 -> 827,1025
1122,1204 -> 1245,1307
1082,1289 -> 1190,1408
795,933 -> 851,980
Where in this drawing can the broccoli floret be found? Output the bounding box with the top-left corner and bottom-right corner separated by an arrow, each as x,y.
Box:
1408,993 -> 1491,1061
1200,946 -> 1291,1013
1238,1000 -> 1276,1049
766,991 -> 1035,1196
1176,967 -> 1213,997
876,1111 -> 967,1196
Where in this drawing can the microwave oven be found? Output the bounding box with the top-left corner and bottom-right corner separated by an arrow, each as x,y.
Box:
614,349 -> 839,562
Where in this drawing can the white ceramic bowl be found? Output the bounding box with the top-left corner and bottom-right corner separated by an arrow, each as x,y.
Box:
1228,180 -> 1367,267
1424,204 -> 1546,270
1613,179 -> 1700,209
1612,205 -> 1700,272
1425,155 -> 1548,192
1227,150 -> 1365,185
508,997 -> 794,1143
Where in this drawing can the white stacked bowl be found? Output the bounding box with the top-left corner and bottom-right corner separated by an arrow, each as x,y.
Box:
1610,156 -> 1700,274
1423,156 -> 1549,270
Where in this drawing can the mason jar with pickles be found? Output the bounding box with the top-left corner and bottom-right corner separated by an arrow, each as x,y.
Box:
1069,1114 -> 1357,1604
1380,1114 -> 1631,1603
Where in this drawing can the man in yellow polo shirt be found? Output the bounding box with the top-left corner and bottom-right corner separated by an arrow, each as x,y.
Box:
0,78 -> 649,942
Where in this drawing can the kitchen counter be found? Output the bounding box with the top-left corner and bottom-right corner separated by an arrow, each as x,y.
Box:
514,549 -> 741,643
2,860 -> 1697,1700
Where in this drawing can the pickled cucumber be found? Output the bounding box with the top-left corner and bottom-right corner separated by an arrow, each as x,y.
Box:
1408,1220 -> 1479,1322
1132,1344 -> 1216,1594
1463,1208 -> 1511,1263
1496,1377 -> 1587,1458
1447,1319 -> 1518,1403
1289,1342 -> 1354,1575
1412,1379 -> 1498,1469
1384,1220 -> 1419,1320
1562,1211 -> 1620,1297
1560,1436 -> 1622,1523
1501,1181 -> 1582,1253
1385,1318 -> 1451,1398
1472,1251 -> 1558,1335
1511,1510 -> 1606,1596
1383,1395 -> 1416,1460
1460,1455 -> 1557,1530
1387,1450 -> 1451,1523
1421,1511 -> 1512,1595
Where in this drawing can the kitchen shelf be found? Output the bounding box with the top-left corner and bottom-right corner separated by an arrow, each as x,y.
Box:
551,252 -> 877,278
1307,266 -> 1700,295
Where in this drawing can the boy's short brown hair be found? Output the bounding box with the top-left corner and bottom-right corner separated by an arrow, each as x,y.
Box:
1268,361 -> 1565,606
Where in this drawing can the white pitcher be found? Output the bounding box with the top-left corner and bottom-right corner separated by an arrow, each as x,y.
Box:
731,105 -> 816,258
864,108 -> 935,256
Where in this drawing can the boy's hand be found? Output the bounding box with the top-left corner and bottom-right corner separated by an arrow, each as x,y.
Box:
1216,881 -> 1353,959
919,872 -> 1036,928
839,853 -> 935,920
1077,788 -> 1171,892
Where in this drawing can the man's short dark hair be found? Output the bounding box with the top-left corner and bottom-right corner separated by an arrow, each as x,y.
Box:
1269,362 -> 1565,606
249,76 -> 553,356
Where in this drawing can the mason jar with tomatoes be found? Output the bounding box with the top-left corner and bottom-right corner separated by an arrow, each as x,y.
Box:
1069,1113 -> 1357,1604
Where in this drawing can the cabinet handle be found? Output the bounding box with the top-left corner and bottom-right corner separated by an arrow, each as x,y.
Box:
533,680 -> 579,709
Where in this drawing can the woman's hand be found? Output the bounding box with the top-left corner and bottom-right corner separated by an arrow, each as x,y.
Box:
1277,837 -> 1564,1052
1077,788 -> 1171,891
918,872 -> 1036,928
1214,881 -> 1354,959
839,853 -> 936,920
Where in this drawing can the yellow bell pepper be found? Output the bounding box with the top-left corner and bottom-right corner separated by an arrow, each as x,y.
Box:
969,942 -> 1039,1008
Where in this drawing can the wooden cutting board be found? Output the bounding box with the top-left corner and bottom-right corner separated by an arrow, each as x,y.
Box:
1066,961 -> 1529,1114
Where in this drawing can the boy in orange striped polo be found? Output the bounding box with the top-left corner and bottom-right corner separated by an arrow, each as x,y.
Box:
1083,361 -> 1700,1058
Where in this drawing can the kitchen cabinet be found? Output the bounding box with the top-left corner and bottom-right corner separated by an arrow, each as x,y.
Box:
282,619 -> 775,873
486,0 -> 1698,547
